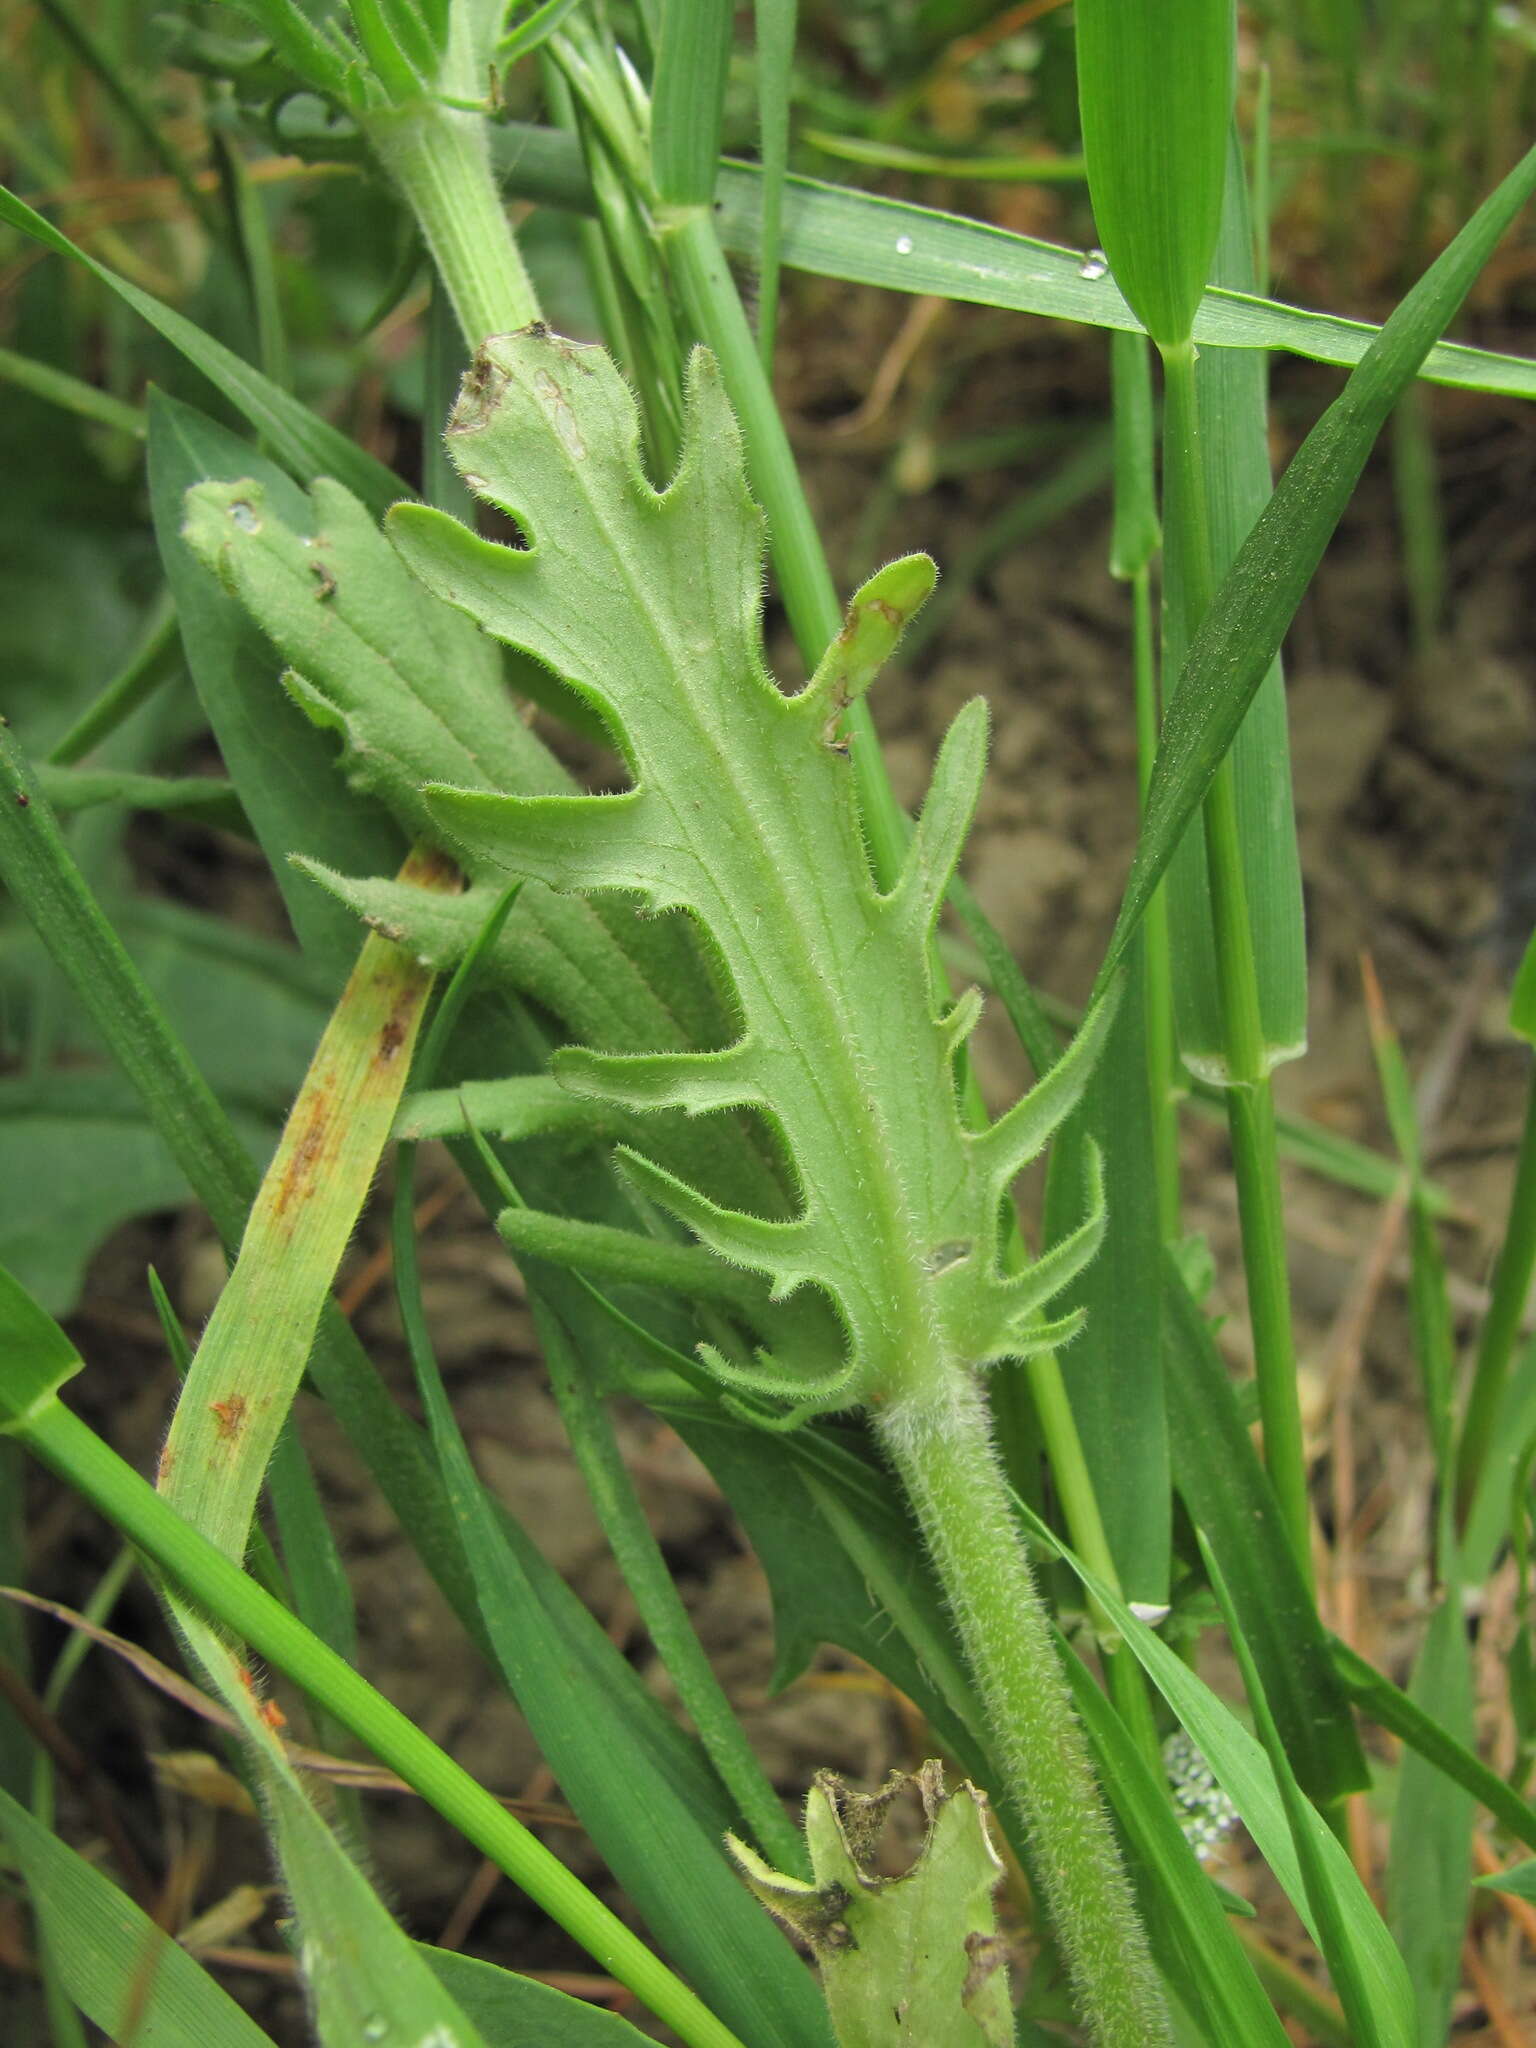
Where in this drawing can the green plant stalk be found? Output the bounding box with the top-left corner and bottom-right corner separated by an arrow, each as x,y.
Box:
364,5 -> 539,347
1131,559 -> 1181,1242
1161,339 -> 1312,1583
47,592 -> 180,767
7,1399 -> 746,2048
875,1378 -> 1170,2047
1456,1067 -> 1536,1526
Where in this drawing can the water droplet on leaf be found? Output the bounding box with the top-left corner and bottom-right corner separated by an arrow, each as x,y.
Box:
894,235 -> 914,256
1078,248 -> 1109,281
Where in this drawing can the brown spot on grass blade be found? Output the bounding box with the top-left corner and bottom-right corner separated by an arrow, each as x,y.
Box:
156,844 -> 460,1566
209,1395 -> 248,1443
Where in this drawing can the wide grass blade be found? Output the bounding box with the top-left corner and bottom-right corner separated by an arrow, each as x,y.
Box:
1364,965 -> 1476,2045
0,185 -> 406,519
1074,0 -> 1234,348
0,1781 -> 277,2047
487,126 -> 1536,397
1386,1594 -> 1475,2048
423,1943 -> 653,2043
1097,139 -> 1536,994
1161,136 -> 1307,1082
1043,941 -> 1169,1605
651,0 -> 731,206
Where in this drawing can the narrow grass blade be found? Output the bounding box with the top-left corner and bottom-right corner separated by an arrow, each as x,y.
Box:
1163,1259 -> 1368,1803
0,344 -> 144,439
0,1781 -> 277,2048
47,591 -> 181,768
1332,1635 -> 1536,1852
146,838 -> 485,2046
752,0 -> 796,369
1074,0 -> 1234,348
0,183 -> 406,519
34,765 -> 248,833
1097,140 -> 1536,994
1202,1541 -> 1415,2048
1456,930 -> 1536,1527
489,126 -> 1536,396
387,1252 -> 834,2047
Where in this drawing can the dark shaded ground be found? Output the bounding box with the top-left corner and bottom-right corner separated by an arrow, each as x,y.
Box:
11,275 -> 1536,2042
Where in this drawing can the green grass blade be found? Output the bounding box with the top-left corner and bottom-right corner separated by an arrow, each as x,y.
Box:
1017,1494 -> 1417,2045
1385,1592 -> 1475,2048
489,125 -> 1536,397
1042,940 -> 1169,1605
0,1781 -> 277,2048
1456,936 -> 1536,1525
1163,1259 -> 1369,1805
47,591 -> 180,768
1161,134 -> 1307,1081
651,0 -> 732,206
388,1229 -> 835,2047
0,183 -> 406,519
1462,1333 -> 1536,1582
1332,1635 -> 1536,1852
1059,1645 -> 1291,2047
421,1943 -> 652,2042
34,765 -> 248,834
1097,140 -> 1536,995
0,344 -> 144,440
1074,0 -> 1234,348
1361,971 -> 1477,2043
752,0 -> 796,370
157,842 -> 447,1557
1202,1541 -> 1414,2048
6,1393 -> 746,2048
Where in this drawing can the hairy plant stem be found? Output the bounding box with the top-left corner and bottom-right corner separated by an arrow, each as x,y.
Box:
1161,339 -> 1312,1584
365,11 -> 539,348
875,1375 -> 1171,2048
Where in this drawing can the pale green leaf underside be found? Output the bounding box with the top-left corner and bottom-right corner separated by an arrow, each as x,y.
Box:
389,331 -> 1114,1408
